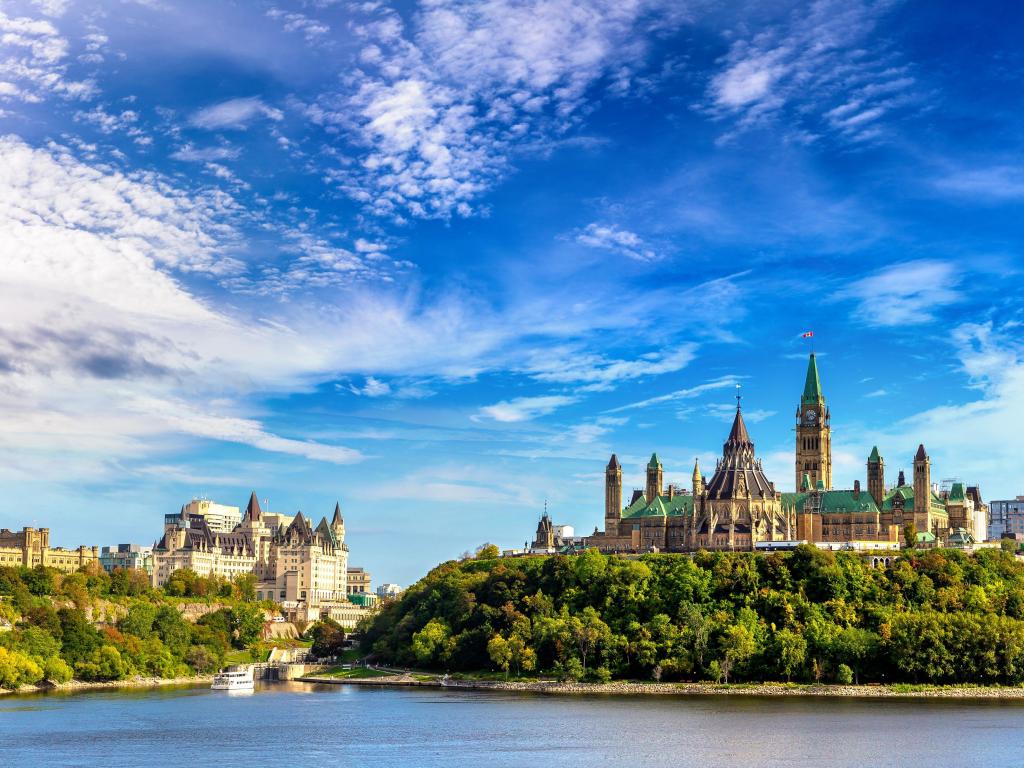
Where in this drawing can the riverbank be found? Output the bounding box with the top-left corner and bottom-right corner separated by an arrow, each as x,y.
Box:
297,672 -> 1024,699
1,674 -> 213,697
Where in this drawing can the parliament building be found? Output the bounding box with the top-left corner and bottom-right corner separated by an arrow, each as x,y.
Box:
586,354 -> 988,553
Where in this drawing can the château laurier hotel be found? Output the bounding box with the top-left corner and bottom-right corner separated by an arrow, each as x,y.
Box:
580,354 -> 989,554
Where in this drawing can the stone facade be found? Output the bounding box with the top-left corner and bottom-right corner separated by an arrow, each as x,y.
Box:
153,493 -> 349,616
586,354 -> 987,553
0,527 -> 99,572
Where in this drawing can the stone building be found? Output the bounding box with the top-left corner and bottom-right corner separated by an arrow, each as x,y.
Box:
152,492 -> 350,619
587,353 -> 988,552
0,527 -> 98,572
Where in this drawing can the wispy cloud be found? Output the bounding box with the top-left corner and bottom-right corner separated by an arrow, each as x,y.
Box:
190,97 -> 284,130
837,260 -> 962,326
0,8 -> 95,103
933,165 -> 1024,201
574,222 -> 658,262
476,395 -> 579,423
521,345 -> 697,392
705,0 -> 917,144
307,0 -> 689,220
607,375 -> 740,413
266,8 -> 329,43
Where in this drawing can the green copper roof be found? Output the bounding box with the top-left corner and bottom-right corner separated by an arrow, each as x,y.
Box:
800,473 -> 811,491
621,492 -> 694,519
781,489 -> 880,515
802,353 -> 823,403
868,446 -> 880,463
949,482 -> 965,502
648,453 -> 662,469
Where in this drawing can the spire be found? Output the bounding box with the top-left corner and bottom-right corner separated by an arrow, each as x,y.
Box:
726,403 -> 751,446
868,445 -> 881,463
802,352 -> 823,403
692,457 -> 701,479
331,502 -> 343,525
607,454 -> 620,470
245,491 -> 262,521
915,443 -> 927,461
647,452 -> 661,468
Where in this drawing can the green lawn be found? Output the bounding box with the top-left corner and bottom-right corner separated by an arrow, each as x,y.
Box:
223,649 -> 251,665
321,665 -> 393,679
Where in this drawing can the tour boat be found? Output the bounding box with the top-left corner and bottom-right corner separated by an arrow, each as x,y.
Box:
211,666 -> 255,691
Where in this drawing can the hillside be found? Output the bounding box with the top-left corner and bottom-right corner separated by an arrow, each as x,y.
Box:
0,565 -> 270,691
361,546 -> 1024,685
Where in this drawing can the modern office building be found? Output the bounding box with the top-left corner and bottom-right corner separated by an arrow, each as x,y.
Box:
100,544 -> 154,574
989,497 -> 1024,540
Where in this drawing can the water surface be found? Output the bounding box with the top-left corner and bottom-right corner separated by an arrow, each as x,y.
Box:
2,682 -> 1023,767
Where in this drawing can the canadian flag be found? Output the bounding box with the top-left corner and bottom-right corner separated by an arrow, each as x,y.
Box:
801,331 -> 814,338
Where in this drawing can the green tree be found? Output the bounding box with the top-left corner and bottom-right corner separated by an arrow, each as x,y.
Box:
152,606 -> 191,658
411,619 -> 452,667
903,522 -> 918,550
231,603 -> 265,649
774,628 -> 807,682
475,543 -> 501,560
0,647 -> 43,689
719,624 -> 756,683
831,627 -> 877,685
309,618 -> 347,659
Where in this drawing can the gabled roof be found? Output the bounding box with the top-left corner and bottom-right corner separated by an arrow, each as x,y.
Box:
802,353 -> 823,404
621,492 -> 695,519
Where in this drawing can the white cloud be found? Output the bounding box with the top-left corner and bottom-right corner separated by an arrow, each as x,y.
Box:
477,395 -> 579,423
837,260 -> 962,327
575,222 -> 658,262
0,8 -> 95,103
0,135 -> 362,475
348,376 -> 392,397
267,8 -> 329,42
311,0 -> 689,219
934,166 -> 1024,201
607,375 -> 740,412
522,345 -> 697,392
170,143 -> 242,162
706,0 -> 916,143
190,97 -> 284,130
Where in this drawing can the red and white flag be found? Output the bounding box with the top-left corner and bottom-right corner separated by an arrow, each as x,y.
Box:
801,331 -> 814,338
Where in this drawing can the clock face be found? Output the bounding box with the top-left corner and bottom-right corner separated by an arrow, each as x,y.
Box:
803,409 -> 817,424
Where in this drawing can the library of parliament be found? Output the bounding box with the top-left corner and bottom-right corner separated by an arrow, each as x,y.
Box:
583,354 -> 988,553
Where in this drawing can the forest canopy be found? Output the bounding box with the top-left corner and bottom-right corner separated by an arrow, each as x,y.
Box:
361,547 -> 1024,685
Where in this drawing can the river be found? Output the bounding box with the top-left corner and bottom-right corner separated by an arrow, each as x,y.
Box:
2,682 -> 1024,767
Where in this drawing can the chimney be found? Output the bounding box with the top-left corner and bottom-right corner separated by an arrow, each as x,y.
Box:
667,485 -> 676,500
853,480 -> 860,500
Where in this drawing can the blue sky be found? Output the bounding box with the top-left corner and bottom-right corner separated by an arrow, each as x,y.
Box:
1,0 -> 1022,585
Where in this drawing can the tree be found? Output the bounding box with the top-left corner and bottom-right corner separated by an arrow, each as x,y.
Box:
0,647 -> 43,689
774,629 -> 807,682
475,543 -> 500,560
231,603 -> 265,649
568,607 -> 610,674
411,619 -> 452,667
152,606 -> 191,658
487,634 -> 512,676
719,624 -> 756,683
832,627 -> 877,685
234,573 -> 257,602
903,522 -> 918,550
310,618 -> 347,659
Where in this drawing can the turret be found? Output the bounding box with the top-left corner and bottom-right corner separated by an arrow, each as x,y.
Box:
913,443 -> 931,527
645,453 -> 663,503
331,501 -> 345,539
692,458 -> 704,496
867,446 -> 885,508
604,454 -> 622,532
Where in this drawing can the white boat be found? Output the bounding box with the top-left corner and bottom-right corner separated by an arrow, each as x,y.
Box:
211,666 -> 255,691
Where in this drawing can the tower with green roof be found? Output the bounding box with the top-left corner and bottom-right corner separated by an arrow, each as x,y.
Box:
645,452 -> 663,503
795,352 -> 832,491
867,446 -> 885,507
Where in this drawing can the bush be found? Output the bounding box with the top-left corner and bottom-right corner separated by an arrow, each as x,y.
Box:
836,664 -> 854,685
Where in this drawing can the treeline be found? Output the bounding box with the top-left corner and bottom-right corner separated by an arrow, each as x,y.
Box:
0,564 -> 266,690
362,547 -> 1024,685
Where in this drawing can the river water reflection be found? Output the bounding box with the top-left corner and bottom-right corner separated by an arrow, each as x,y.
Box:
2,682 -> 1023,767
